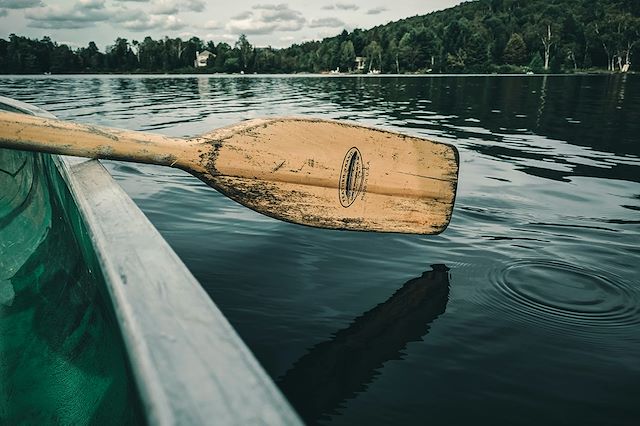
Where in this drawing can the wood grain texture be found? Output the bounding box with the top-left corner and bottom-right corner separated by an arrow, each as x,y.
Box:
195,118 -> 459,234
0,111 -> 200,171
0,111 -> 459,234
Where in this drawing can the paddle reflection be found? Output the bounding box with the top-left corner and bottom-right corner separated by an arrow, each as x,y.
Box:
278,264 -> 450,423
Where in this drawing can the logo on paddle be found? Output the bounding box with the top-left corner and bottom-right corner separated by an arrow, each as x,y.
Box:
339,147 -> 364,207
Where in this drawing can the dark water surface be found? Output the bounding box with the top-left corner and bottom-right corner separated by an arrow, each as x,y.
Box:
2,75 -> 639,425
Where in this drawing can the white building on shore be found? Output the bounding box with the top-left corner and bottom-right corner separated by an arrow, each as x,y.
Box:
194,50 -> 215,68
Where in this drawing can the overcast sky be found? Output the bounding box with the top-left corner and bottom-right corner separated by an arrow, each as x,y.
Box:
0,0 -> 464,50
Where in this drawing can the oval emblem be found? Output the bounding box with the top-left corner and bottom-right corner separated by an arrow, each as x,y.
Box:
339,147 -> 364,207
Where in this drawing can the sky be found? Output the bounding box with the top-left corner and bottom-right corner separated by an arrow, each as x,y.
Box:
0,0 -> 464,50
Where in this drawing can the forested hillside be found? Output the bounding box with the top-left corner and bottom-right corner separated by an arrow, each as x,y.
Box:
282,0 -> 640,73
1,0 -> 638,74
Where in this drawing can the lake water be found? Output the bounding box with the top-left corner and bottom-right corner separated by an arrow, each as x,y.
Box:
2,74 -> 639,425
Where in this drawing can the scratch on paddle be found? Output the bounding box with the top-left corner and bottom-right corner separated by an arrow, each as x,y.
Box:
395,171 -> 452,182
272,160 -> 286,172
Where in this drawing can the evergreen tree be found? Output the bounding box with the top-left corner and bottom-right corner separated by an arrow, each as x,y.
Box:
466,33 -> 491,72
235,34 -> 253,72
503,33 -> 528,65
339,40 -> 355,72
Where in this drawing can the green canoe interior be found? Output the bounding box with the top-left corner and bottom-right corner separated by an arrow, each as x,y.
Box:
0,108 -> 144,423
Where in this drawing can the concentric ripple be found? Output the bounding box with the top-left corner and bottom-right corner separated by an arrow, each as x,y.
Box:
488,259 -> 640,334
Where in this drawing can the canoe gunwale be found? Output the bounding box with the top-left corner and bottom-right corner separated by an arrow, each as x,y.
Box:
0,96 -> 301,425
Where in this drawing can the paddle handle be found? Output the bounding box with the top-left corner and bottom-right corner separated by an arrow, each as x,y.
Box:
0,111 -> 200,171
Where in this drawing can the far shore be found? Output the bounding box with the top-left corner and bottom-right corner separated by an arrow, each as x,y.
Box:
0,70 -> 636,77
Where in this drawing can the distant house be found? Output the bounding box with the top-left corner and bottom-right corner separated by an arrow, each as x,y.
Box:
354,57 -> 366,71
194,50 -> 215,67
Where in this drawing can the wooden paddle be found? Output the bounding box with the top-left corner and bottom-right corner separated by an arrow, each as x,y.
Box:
0,111 -> 458,234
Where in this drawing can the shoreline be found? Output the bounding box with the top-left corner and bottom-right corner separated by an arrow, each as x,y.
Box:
0,71 -> 636,78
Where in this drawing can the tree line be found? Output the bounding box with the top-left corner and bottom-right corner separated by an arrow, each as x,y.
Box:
0,0 -> 638,75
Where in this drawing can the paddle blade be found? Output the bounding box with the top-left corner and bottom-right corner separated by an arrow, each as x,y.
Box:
192,118 -> 459,234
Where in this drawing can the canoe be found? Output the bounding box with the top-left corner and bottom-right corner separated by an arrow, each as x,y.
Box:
0,96 -> 301,425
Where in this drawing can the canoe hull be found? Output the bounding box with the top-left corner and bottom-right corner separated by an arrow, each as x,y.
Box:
0,102 -> 144,424
0,96 -> 302,425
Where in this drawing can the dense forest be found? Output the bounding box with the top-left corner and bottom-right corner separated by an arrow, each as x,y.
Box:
1,0 -> 638,74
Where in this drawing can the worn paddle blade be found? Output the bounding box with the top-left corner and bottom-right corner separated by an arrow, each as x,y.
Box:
191,118 -> 459,234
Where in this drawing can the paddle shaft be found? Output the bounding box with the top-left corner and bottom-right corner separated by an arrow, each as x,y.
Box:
0,111 -> 201,171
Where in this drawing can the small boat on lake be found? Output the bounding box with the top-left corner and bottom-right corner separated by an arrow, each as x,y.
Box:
0,96 -> 301,425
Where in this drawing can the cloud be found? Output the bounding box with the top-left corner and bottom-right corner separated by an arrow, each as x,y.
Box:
118,14 -> 186,31
0,0 -> 43,8
78,0 -> 105,8
151,0 -> 178,15
25,0 -> 195,32
59,40 -> 82,48
309,17 -> 345,28
184,0 -> 205,12
202,19 -> 222,30
26,0 -> 111,29
366,7 -> 387,15
151,0 -> 203,15
219,34 -> 237,42
226,4 -> 305,35
178,31 -> 196,39
253,3 -> 288,10
316,29 -> 344,39
205,33 -> 236,43
231,11 -> 252,20
323,3 -> 359,11
336,3 -> 358,11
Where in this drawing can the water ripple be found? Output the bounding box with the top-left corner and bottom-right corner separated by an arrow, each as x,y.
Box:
487,259 -> 640,334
